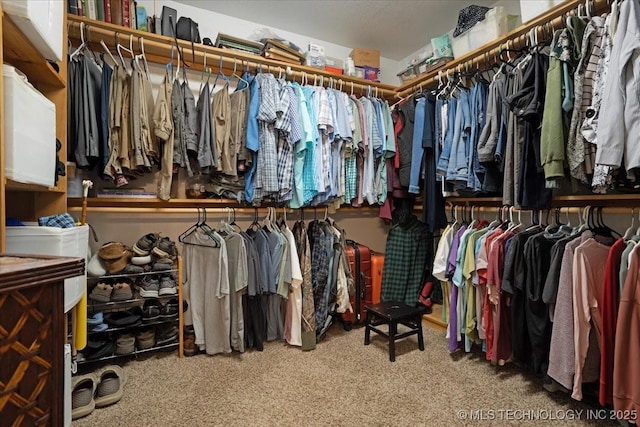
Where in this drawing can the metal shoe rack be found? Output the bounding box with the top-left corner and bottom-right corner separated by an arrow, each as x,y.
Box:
74,257 -> 184,369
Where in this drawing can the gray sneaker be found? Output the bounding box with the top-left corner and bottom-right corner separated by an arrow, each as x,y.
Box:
158,276 -> 177,296
138,276 -> 159,298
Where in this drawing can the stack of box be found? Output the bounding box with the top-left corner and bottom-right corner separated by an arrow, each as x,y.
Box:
349,48 -> 380,82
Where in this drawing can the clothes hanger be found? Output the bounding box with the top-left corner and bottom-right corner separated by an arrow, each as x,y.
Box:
623,208 -> 636,240
99,39 -> 118,66
230,58 -> 249,89
248,208 -> 261,231
137,36 -> 150,80
178,208 -> 221,248
199,51 -> 212,94
70,22 -> 96,62
506,206 -> 522,233
211,56 -> 230,95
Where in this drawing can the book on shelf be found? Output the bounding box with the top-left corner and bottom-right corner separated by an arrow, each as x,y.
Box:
261,39 -> 306,63
96,0 -> 105,21
111,0 -> 123,25
68,0 -> 79,15
104,0 -> 112,23
263,46 -> 305,64
122,0 -> 131,28
86,0 -> 97,19
78,0 -> 84,17
215,33 -> 264,55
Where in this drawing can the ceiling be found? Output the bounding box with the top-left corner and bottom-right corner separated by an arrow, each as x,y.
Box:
174,0 -> 497,61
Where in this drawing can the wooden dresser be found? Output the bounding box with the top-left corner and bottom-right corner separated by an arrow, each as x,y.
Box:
0,255 -> 84,426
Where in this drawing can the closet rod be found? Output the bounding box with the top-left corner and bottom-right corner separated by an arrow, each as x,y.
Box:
396,0 -> 610,98
67,16 -> 397,101
445,206 -> 638,216
66,206 -> 384,214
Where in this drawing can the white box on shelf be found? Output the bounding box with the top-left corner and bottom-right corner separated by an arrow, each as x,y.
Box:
2,0 -> 63,61
3,64 -> 56,188
5,224 -> 89,313
452,7 -> 509,59
519,0 -> 566,23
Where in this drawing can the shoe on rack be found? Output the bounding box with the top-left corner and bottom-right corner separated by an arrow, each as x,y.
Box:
152,259 -> 175,271
104,309 -> 142,328
83,339 -> 115,360
111,282 -> 133,301
138,275 -> 160,298
115,334 -> 136,355
142,299 -> 161,322
122,264 -> 145,275
131,255 -> 152,266
152,236 -> 178,259
160,299 -> 179,320
87,311 -> 104,326
159,275 -> 177,296
183,325 -> 197,357
136,328 -> 156,350
133,233 -> 158,256
94,365 -> 127,408
89,283 -> 113,303
89,322 -> 108,333
156,325 -> 178,346
71,373 -> 97,420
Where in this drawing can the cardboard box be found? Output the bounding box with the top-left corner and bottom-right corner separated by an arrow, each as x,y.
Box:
349,48 -> 380,69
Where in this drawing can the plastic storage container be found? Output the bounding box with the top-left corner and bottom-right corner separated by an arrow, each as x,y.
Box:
2,0 -> 63,61
5,224 -> 89,313
3,64 -> 56,187
452,7 -> 508,58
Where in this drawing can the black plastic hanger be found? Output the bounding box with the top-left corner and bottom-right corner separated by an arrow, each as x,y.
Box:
179,208 -> 220,248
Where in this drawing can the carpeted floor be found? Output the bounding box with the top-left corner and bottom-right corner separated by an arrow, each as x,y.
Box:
72,322 -> 620,427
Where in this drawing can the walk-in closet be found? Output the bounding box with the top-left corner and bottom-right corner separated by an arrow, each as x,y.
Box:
1,0 -> 638,425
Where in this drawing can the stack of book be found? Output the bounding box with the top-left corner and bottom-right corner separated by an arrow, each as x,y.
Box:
68,0 -> 149,31
261,39 -> 306,65
215,33 -> 264,56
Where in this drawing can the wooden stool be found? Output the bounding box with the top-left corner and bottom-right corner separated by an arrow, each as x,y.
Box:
364,301 -> 426,362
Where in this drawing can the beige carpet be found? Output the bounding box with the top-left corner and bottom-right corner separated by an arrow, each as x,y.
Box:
72,322 -> 620,427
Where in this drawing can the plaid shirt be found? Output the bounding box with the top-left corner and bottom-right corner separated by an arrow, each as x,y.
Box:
38,213 -> 76,228
302,87 -> 319,204
381,216 -> 429,305
254,74 -> 280,201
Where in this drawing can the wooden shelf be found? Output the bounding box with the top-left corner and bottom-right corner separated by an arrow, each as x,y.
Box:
67,14 -> 398,101
2,13 -> 65,88
446,194 -> 640,208
66,197 -> 389,212
5,179 -> 66,193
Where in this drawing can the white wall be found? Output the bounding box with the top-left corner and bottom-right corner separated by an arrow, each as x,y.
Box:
137,0 -> 403,85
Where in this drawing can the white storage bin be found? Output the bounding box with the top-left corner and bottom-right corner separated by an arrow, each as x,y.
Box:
5,224 -> 89,313
2,0 -> 63,61
452,7 -> 508,58
520,0 -> 566,23
3,64 -> 56,187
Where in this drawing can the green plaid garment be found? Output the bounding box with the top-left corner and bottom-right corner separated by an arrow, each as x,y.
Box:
381,216 -> 429,305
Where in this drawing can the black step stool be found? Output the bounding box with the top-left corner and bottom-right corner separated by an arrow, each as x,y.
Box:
364,301 -> 426,362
